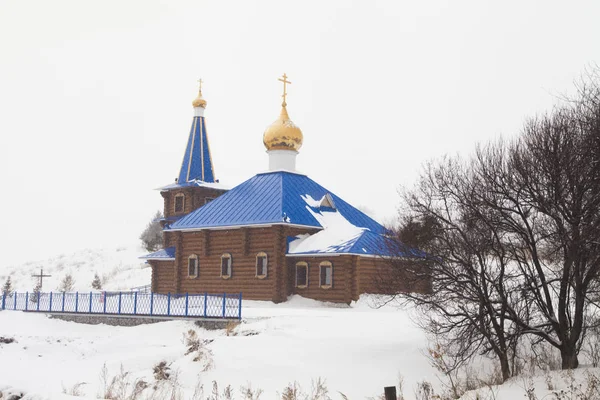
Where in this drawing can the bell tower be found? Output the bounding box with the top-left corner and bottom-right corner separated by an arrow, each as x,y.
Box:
160,81 -> 228,226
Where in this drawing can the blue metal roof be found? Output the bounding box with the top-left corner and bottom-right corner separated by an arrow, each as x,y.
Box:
287,230 -> 423,257
177,116 -> 216,184
168,171 -> 387,233
139,247 -> 176,260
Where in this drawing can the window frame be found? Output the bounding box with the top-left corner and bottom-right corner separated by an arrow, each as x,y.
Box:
174,193 -> 185,213
295,262 -> 308,289
220,253 -> 232,279
188,254 -> 199,278
255,252 -> 268,279
319,261 -> 333,289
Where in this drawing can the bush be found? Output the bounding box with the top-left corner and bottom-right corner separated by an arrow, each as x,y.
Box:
91,273 -> 102,290
140,211 -> 164,252
2,276 -> 13,296
58,274 -> 75,292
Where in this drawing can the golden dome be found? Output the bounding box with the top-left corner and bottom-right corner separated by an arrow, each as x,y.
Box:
192,90 -> 207,108
263,105 -> 303,151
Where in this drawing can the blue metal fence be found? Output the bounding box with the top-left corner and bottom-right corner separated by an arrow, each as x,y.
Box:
0,291 -> 242,319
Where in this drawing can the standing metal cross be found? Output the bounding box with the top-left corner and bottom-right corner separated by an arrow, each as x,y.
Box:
278,73 -> 291,106
197,78 -> 203,93
31,268 -> 51,290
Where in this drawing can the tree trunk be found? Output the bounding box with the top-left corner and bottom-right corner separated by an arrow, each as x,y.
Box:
560,342 -> 579,369
499,353 -> 511,382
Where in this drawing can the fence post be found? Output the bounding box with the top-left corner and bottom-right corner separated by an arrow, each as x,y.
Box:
185,293 -> 189,317
133,292 -> 138,315
238,292 -> 242,320
103,292 -> 107,314
75,292 -> 79,312
118,292 -> 122,315
150,292 -> 154,315
14,292 -> 17,310
222,293 -> 226,318
384,387 -> 397,400
62,292 -> 66,312
37,293 -> 40,311
1,291 -> 5,310
25,292 -> 29,311
203,292 -> 208,318
49,292 -> 53,312
167,292 -> 171,316
89,291 -> 93,313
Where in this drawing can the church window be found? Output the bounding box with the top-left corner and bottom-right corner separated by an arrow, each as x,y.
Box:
188,254 -> 199,278
256,252 -> 268,279
319,261 -> 333,289
221,253 -> 232,279
204,197 -> 214,205
174,194 -> 185,213
296,262 -> 308,288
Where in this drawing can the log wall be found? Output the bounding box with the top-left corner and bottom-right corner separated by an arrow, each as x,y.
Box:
286,255 -> 354,303
161,187 -> 227,219
151,224 -> 431,303
151,261 -> 176,294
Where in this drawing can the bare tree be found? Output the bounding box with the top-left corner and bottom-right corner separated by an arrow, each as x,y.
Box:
140,210 -> 164,252
387,70 -> 600,372
58,274 -> 75,292
380,155 -> 521,382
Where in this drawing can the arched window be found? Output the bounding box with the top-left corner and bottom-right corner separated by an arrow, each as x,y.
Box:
319,261 -> 333,289
174,193 -> 185,213
221,253 -> 232,279
296,262 -> 308,288
188,254 -> 199,278
256,252 -> 268,279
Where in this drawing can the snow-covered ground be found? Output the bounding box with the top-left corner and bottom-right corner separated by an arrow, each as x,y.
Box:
0,296 -> 436,399
0,245 -> 151,293
2,246 -> 600,400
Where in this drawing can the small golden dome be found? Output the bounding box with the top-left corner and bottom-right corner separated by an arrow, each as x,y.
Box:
263,105 -> 303,151
192,90 -> 207,108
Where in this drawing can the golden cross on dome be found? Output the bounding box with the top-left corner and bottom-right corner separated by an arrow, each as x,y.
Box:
197,78 -> 203,93
278,73 -> 291,106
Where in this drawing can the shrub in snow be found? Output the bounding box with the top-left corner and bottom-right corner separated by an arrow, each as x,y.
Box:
91,273 -> 102,290
58,273 -> 75,292
184,329 -> 214,371
30,282 -> 41,303
2,276 -> 13,296
139,210 -> 163,252
152,361 -> 170,381
99,363 -> 148,400
0,337 -> 16,345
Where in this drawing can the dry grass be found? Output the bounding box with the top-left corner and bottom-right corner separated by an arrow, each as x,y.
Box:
225,321 -> 240,337
99,363 -> 148,400
62,382 -> 86,397
184,329 -> 215,371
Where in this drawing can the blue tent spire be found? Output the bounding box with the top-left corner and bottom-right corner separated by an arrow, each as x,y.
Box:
177,87 -> 216,184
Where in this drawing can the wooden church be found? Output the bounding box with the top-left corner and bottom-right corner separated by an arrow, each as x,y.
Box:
142,75 -> 426,303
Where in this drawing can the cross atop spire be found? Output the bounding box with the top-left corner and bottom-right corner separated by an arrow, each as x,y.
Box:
197,78 -> 203,93
278,73 -> 291,107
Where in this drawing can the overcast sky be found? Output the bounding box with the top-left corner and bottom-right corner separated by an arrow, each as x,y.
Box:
1,0 -> 599,266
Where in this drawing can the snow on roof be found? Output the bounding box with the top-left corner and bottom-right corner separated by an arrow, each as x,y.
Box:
288,200 -> 366,255
168,171 -> 386,233
287,196 -> 418,257
158,179 -> 230,191
139,247 -> 176,260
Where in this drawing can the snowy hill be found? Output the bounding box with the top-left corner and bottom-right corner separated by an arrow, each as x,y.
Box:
3,249 -> 600,400
0,244 -> 151,293
0,296 -> 437,399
